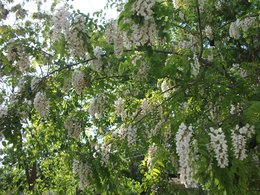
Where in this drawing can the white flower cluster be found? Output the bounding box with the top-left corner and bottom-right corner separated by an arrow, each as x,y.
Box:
172,0 -> 181,9
141,98 -> 151,115
114,31 -> 124,57
105,21 -> 124,57
147,143 -> 158,169
209,127 -> 229,168
64,116 -> 81,140
205,25 -> 213,41
177,35 -> 198,50
52,5 -> 70,42
17,54 -> 30,72
127,125 -> 137,146
150,120 -> 164,138
229,17 -> 257,39
6,40 -> 17,62
0,105 -> 8,118
175,123 -> 197,188
67,15 -> 87,58
73,159 -> 92,188
105,21 -> 116,43
131,19 -> 158,46
72,70 -> 85,95
34,92 -> 49,117
100,143 -> 112,166
230,103 -> 242,115
161,79 -> 171,98
191,55 -> 200,77
31,77 -> 41,91
93,46 -> 104,59
133,0 -> 155,19
198,0 -> 206,10
231,124 -> 255,160
112,123 -> 127,139
230,63 -> 247,78
88,95 -> 105,119
114,97 -> 127,120
90,59 -> 103,73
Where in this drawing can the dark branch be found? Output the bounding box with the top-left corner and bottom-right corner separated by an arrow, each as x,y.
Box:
196,1 -> 204,59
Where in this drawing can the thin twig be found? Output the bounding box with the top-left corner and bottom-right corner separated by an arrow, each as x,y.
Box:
196,1 -> 203,59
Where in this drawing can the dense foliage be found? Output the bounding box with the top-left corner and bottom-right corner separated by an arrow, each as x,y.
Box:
0,0 -> 259,194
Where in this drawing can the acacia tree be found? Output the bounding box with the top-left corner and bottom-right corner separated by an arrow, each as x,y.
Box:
0,0 -> 259,194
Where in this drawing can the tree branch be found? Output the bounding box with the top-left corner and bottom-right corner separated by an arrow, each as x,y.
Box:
196,1 -> 204,59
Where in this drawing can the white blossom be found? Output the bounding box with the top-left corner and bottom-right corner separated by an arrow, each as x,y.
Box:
34,92 -> 49,117
0,105 -> 8,118
6,41 -> 17,62
93,46 -> 104,59
127,125 -> 136,146
112,123 -> 127,139
161,79 -> 172,98
141,98 -> 151,115
88,95 -> 105,119
72,159 -> 92,189
131,19 -> 158,46
133,0 -> 155,19
71,70 -> 85,95
231,124 -> 255,160
31,77 -> 41,91
191,55 -> 200,77
175,123 -> 198,187
90,59 -> 103,73
150,120 -> 164,138
114,97 -> 127,119
230,63 -> 247,78
147,143 -> 158,169
229,20 -> 240,39
105,20 -> 117,43
64,116 -> 81,140
172,0 -> 181,9
100,143 -> 112,166
209,127 -> 229,168
17,54 -> 30,72
205,25 -> 213,40
67,15 -> 87,58
52,5 -> 70,42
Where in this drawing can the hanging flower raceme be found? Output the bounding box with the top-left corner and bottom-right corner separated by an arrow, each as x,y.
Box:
209,127 -> 229,168
88,95 -> 105,119
64,116 -> 82,140
175,123 -> 198,188
93,46 -> 105,59
131,18 -> 158,46
147,143 -> 158,169
161,79 -> 173,98
33,92 -> 49,117
17,53 -> 30,72
100,143 -> 112,166
71,70 -> 85,95
205,25 -> 213,41
67,15 -> 87,58
114,97 -> 127,120
0,105 -> 8,118
133,0 -> 155,19
31,77 -> 41,91
231,124 -> 255,160
172,0 -> 181,9
229,17 -> 257,40
51,5 -> 70,42
72,159 -> 92,189
112,123 -> 127,140
127,125 -> 137,146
